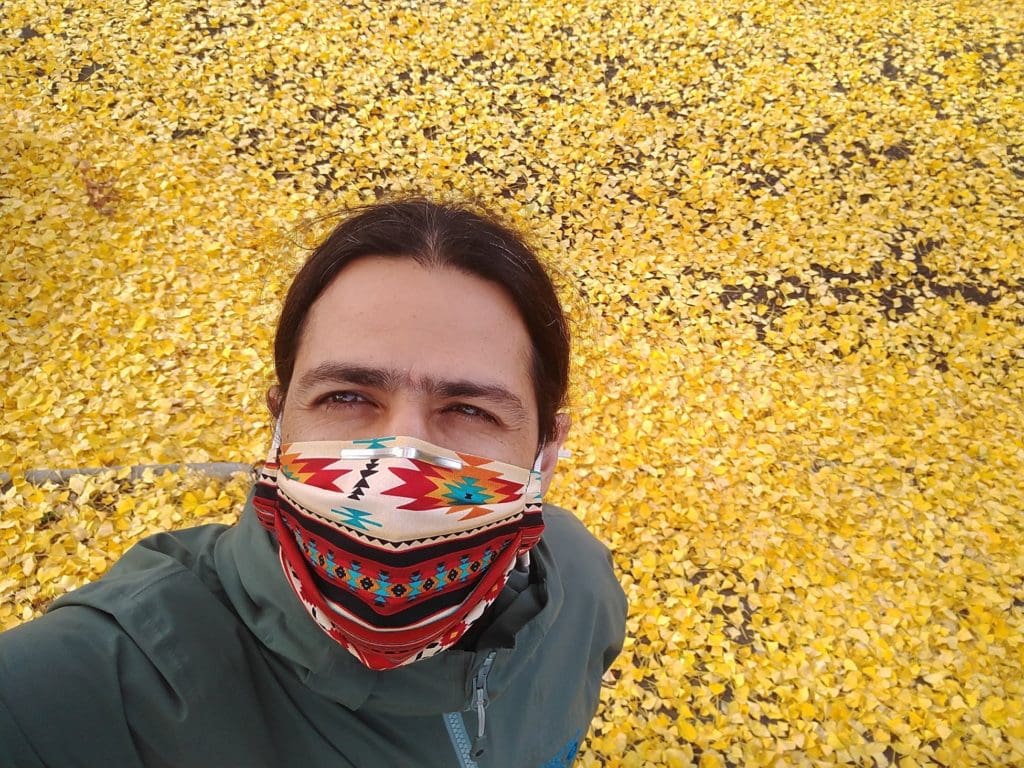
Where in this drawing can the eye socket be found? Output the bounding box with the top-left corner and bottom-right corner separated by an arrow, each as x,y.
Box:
319,391 -> 371,409
446,403 -> 499,424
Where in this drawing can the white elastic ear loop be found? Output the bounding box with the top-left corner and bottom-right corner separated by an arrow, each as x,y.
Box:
531,444 -> 571,475
533,445 -> 571,469
529,444 -> 547,500
521,446 -> 545,576
271,416 -> 283,456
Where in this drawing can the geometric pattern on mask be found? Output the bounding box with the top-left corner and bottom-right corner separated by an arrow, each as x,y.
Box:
280,550 -> 474,667
383,457 -> 525,520
258,465 -> 543,556
281,510 -> 513,619
331,505 -> 383,530
278,451 -> 350,489
296,494 -> 533,550
346,458 -> 380,501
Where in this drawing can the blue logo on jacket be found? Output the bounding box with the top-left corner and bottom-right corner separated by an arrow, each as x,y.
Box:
540,730 -> 582,768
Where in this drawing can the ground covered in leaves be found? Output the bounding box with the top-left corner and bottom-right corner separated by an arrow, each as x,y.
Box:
2,0 -> 1023,765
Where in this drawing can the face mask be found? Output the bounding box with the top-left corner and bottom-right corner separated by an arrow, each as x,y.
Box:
252,432 -> 545,670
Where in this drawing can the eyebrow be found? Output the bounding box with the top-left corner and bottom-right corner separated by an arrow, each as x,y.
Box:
294,362 -> 529,422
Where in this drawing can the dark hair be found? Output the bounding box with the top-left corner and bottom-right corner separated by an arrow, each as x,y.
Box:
274,199 -> 570,445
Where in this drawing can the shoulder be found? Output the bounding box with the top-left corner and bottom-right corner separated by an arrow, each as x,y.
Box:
96,522 -> 232,593
0,523 -> 261,765
541,503 -> 620,585
35,523 -> 235,633
3,521 -> 238,665
0,523 -> 249,764
0,601 -> 150,765
540,503 -> 627,652
47,523 -> 246,688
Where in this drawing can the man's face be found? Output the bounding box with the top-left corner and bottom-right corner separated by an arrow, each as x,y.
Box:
276,256 -> 542,470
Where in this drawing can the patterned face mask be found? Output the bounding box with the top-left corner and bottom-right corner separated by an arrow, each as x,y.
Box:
253,433 -> 545,670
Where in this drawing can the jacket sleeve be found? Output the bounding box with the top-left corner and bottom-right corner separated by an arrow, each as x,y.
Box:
600,545 -> 628,674
0,691 -> 45,768
0,605 -> 147,768
542,506 -> 629,681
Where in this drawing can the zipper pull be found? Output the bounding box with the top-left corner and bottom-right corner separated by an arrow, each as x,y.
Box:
470,651 -> 497,759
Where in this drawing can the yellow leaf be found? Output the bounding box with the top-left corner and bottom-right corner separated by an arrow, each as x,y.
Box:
678,719 -> 698,742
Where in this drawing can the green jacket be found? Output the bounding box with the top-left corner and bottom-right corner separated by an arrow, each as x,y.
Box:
0,496 -> 626,767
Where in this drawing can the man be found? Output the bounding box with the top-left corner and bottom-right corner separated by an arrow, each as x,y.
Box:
0,199 -> 627,767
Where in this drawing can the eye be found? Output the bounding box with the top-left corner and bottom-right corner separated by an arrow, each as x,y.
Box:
320,391 -> 371,409
446,403 -> 498,424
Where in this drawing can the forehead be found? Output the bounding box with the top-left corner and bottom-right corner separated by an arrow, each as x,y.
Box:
294,256 -> 535,400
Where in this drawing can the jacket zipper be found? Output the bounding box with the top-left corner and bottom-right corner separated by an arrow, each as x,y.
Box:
472,651 -> 497,745
444,650 -> 497,768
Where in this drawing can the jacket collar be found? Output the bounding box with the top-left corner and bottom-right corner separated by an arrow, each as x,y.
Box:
214,490 -> 564,715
